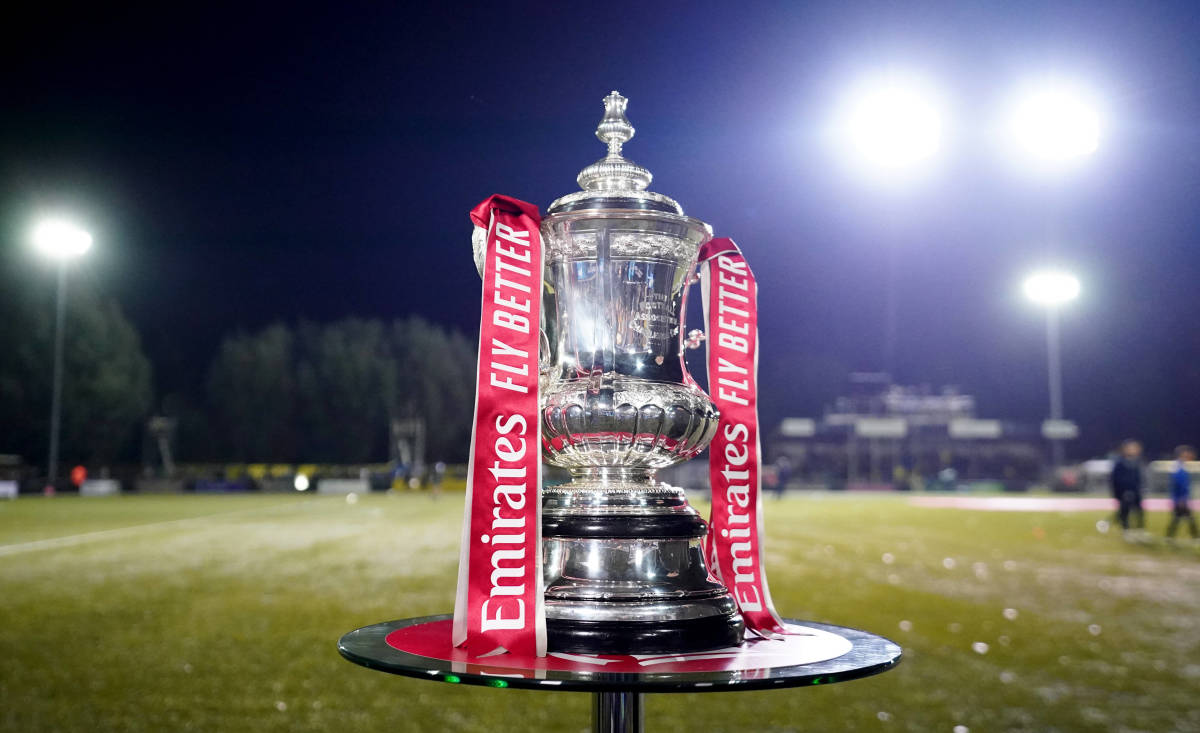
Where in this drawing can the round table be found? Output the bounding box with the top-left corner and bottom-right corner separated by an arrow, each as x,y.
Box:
339,615 -> 901,733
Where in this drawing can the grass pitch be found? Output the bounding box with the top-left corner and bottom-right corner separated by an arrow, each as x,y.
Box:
1,491 -> 1197,732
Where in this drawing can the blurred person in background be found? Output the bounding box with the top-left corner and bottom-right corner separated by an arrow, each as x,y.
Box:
1111,439 -> 1146,539
763,465 -> 781,498
774,455 -> 792,498
1166,445 -> 1198,542
430,461 -> 446,500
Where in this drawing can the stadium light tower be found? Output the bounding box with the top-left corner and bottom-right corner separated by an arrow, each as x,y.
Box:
833,71 -> 946,374
32,218 -> 93,493
1024,269 -> 1080,467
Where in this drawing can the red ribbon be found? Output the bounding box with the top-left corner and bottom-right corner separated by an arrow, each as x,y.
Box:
452,195 -> 546,657
699,238 -> 789,638
454,203 -> 783,652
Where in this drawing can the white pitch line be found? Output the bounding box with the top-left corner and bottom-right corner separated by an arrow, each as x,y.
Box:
908,496 -> 1195,512
0,499 -> 321,558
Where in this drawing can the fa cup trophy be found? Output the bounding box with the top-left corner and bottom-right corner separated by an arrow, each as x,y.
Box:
463,92 -> 761,655
339,92 -> 902,707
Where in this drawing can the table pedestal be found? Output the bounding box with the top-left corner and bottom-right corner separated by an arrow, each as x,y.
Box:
595,691 -> 642,733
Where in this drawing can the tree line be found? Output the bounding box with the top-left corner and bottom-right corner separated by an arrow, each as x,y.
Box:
0,273 -> 476,467
201,318 -> 475,463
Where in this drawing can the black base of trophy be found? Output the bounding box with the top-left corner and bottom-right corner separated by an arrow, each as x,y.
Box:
546,613 -> 745,654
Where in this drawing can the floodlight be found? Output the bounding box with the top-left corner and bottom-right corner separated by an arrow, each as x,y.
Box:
1023,270 -> 1080,305
1004,81 -> 1101,164
837,74 -> 945,180
32,220 -> 93,260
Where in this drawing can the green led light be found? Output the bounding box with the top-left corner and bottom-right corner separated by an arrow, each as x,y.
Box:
488,679 -> 509,688
443,674 -> 461,684
811,677 -> 823,685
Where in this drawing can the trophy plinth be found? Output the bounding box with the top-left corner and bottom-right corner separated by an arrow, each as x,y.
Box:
540,472 -> 741,653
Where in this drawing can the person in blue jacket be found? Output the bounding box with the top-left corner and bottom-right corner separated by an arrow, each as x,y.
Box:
1110,439 -> 1145,536
1166,445 -> 1198,541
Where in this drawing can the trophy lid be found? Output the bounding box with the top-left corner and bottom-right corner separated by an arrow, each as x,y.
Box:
547,91 -> 685,215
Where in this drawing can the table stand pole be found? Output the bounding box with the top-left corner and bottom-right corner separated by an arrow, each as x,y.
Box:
593,691 -> 643,733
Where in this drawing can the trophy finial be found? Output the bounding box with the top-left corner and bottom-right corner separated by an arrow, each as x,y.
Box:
596,91 -> 634,157
577,90 -> 652,192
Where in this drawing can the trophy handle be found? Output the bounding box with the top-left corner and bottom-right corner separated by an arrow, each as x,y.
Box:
682,268 -> 706,350
471,225 -> 487,277
538,326 -> 557,395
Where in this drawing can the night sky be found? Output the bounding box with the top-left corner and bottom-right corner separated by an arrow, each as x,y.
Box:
4,1 -> 1200,457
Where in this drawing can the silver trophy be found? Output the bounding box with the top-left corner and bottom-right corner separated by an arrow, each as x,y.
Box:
474,92 -> 745,653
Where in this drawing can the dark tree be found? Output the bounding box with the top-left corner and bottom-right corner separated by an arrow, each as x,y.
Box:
206,324 -> 298,462
389,316 -> 476,462
0,266 -> 152,466
295,318 -> 395,463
